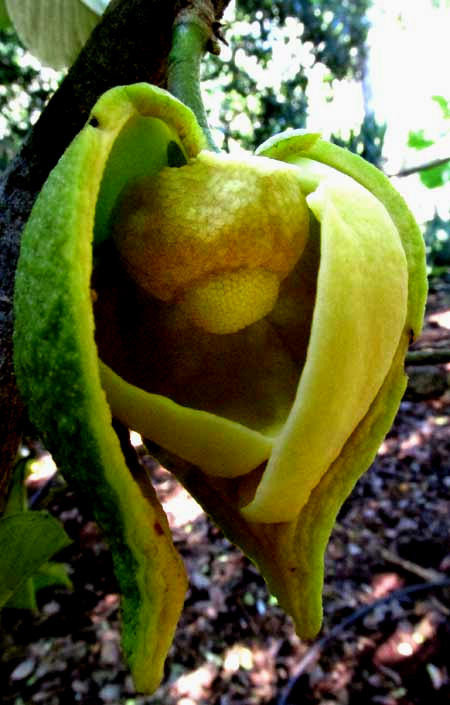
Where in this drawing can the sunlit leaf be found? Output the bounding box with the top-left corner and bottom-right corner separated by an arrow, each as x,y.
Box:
5,0 -> 101,68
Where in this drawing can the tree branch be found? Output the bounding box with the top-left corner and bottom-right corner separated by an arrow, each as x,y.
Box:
391,156 -> 450,178
0,0 -> 230,510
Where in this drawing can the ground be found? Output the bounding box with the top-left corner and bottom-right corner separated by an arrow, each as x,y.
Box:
1,276 -> 449,705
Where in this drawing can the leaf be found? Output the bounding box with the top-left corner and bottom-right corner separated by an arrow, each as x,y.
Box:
419,161 -> 450,189
4,459 -> 28,517
5,0 -> 101,68
0,0 -> 11,29
4,578 -> 37,610
432,95 -> 450,120
33,561 -> 73,592
0,512 -> 71,609
408,129 -> 435,151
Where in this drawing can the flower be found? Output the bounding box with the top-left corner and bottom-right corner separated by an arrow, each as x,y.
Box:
14,83 -> 427,692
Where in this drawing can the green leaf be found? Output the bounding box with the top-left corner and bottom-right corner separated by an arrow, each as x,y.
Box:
408,129 -> 434,150
0,512 -> 71,609
33,561 -> 73,592
432,95 -> 450,120
0,0 -> 11,29
420,161 -> 450,188
4,578 -> 37,610
5,0 -> 101,68
4,459 -> 28,517
5,562 -> 72,610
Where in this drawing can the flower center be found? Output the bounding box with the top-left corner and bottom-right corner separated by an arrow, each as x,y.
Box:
112,150 -> 310,333
178,268 -> 280,334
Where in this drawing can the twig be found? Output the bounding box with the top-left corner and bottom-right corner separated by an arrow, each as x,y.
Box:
406,348 -> 450,366
277,579 -> 450,705
380,547 -> 445,583
391,156 -> 450,178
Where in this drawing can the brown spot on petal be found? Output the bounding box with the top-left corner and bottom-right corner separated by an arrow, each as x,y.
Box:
154,521 -> 164,536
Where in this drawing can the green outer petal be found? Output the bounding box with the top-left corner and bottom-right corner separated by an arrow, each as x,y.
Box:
256,130 -> 427,338
235,132 -> 426,633
14,83 -> 204,692
242,175 -> 408,522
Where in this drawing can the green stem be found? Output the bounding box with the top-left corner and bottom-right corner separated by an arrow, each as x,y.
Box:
168,17 -> 219,151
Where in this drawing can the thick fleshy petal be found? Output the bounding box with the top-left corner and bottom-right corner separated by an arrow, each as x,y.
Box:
256,130 -> 427,338
163,330 -> 408,639
14,83 -> 205,692
241,174 -> 408,522
100,361 -> 272,477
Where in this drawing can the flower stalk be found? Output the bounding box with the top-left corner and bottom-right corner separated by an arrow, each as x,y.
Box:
167,0 -> 219,150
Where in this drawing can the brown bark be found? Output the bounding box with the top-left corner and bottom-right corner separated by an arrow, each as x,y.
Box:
0,0 -> 230,510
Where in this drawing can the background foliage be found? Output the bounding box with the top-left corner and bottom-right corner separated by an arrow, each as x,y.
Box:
204,0 -> 373,151
0,26 -> 60,170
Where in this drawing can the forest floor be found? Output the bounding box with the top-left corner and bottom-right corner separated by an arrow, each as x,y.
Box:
1,276 -> 449,705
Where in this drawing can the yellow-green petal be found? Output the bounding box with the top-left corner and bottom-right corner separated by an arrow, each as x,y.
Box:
241,174 -> 408,523
155,332 -> 408,641
14,83 -> 205,692
287,333 -> 409,636
99,361 -> 273,478
256,130 -> 427,338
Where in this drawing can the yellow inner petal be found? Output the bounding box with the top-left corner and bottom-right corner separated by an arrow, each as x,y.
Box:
241,175 -> 408,523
